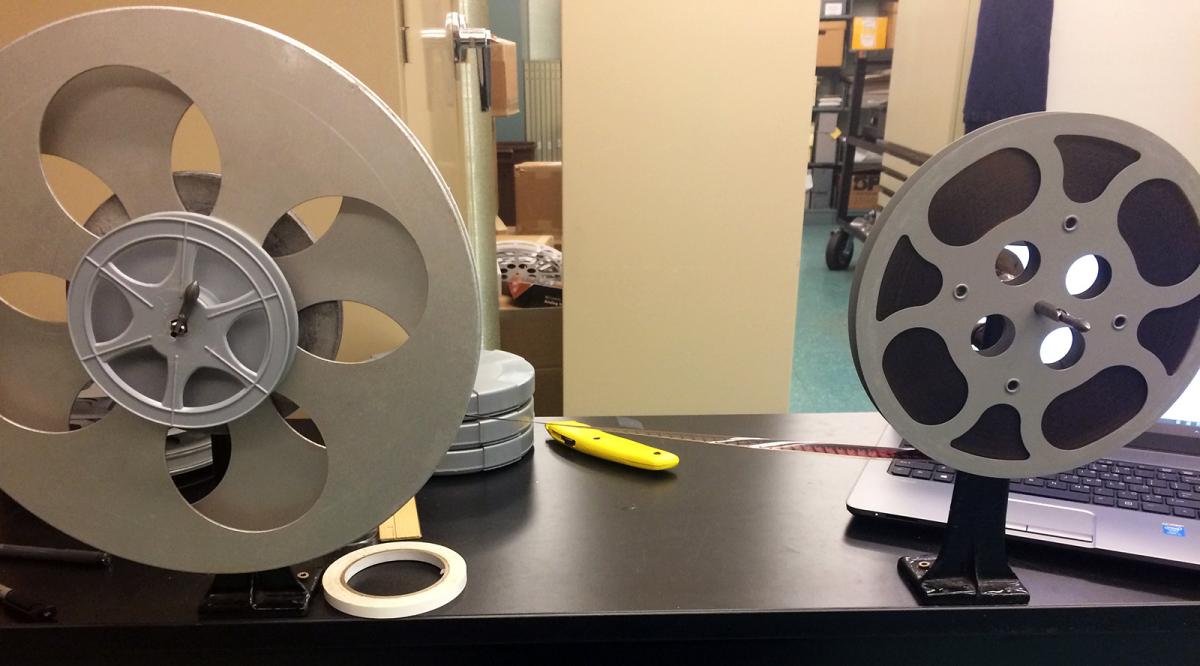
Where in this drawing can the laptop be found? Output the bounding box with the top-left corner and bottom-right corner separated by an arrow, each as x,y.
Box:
846,371 -> 1200,569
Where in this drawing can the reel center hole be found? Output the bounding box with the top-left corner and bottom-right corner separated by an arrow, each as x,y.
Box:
1066,254 -> 1112,298
970,314 -> 1015,357
1040,326 -> 1085,369
995,242 -> 1040,285
347,559 -> 444,597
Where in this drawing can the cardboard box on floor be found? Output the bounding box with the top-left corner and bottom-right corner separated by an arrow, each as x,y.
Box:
515,161 -> 562,236
498,295 -> 563,415
496,231 -> 558,248
816,20 -> 846,67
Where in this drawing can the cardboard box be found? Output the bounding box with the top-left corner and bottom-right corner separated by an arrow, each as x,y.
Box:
498,295 -> 563,415
531,367 -> 563,418
848,172 -> 880,210
497,141 -> 536,224
489,37 -> 520,117
498,233 -> 555,245
816,20 -> 846,67
514,161 -> 562,236
851,16 -> 888,50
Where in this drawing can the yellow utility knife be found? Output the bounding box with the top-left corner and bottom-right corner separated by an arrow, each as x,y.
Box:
545,421 -> 679,471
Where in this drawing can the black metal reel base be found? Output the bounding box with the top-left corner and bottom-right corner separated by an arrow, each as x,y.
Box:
199,567 -> 318,618
898,471 -> 1030,606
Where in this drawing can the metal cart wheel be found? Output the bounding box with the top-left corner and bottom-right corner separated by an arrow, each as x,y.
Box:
825,228 -> 854,270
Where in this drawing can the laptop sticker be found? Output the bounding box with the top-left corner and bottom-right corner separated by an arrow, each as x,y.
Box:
1162,523 -> 1187,538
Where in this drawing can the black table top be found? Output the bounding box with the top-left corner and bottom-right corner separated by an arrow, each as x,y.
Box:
3,413 -> 1200,664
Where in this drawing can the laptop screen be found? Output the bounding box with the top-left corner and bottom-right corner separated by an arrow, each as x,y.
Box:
1160,373 -> 1200,430
1138,372 -> 1200,454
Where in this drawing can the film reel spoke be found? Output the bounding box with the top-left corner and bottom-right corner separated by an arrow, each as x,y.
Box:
927,399 -> 992,444
273,345 -> 441,491
1016,405 -> 1054,460
0,407 -> 206,536
1125,259 -> 1200,312
276,198 -> 427,332
205,289 -> 272,322
172,236 -> 200,287
162,354 -> 195,411
1136,293 -> 1200,378
0,143 -> 96,279
193,399 -> 327,531
85,172 -> 219,235
41,66 -> 191,219
901,225 -> 963,273
875,303 -> 944,345
0,303 -> 91,432
90,327 -> 154,362
200,98 -> 391,246
206,148 -> 296,244
1087,153 -> 1179,219
199,340 -> 261,388
93,263 -> 159,311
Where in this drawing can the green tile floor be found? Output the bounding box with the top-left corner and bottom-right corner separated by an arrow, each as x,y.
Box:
789,211 -> 875,413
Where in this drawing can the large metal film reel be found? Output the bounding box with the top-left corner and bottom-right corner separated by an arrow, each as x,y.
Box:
852,113 -> 1200,478
0,8 -> 480,572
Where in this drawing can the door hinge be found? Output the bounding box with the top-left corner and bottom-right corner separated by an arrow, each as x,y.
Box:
446,11 -> 494,112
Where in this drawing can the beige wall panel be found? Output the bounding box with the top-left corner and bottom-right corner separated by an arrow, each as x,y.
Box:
1047,0 -> 1200,169
402,0 -> 466,205
561,1 -> 817,415
0,1 -> 411,362
0,1 -> 406,110
880,0 -> 978,204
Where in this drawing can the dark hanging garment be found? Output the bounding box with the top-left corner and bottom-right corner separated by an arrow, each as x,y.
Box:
963,0 -> 1055,133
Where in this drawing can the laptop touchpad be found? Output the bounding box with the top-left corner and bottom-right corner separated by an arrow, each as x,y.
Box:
1007,498 -> 1096,542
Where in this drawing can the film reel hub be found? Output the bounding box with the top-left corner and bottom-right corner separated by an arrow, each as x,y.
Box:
852,113 -> 1200,478
67,212 -> 299,429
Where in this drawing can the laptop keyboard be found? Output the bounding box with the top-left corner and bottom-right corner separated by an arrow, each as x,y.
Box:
889,458 -> 1200,519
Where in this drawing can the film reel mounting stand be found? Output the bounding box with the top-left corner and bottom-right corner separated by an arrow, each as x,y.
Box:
851,113 -> 1200,603
0,8 -> 481,574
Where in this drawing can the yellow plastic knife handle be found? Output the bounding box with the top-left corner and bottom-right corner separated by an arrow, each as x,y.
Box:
545,421 -> 679,471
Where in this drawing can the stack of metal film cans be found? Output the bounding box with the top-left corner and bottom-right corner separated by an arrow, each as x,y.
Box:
435,349 -> 536,475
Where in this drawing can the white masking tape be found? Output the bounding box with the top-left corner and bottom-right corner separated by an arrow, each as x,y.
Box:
322,542 -> 467,619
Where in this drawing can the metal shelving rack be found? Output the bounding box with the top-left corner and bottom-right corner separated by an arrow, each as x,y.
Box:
833,49 -> 892,225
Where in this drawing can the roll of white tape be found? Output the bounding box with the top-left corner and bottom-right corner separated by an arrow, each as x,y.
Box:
321,542 -> 467,619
